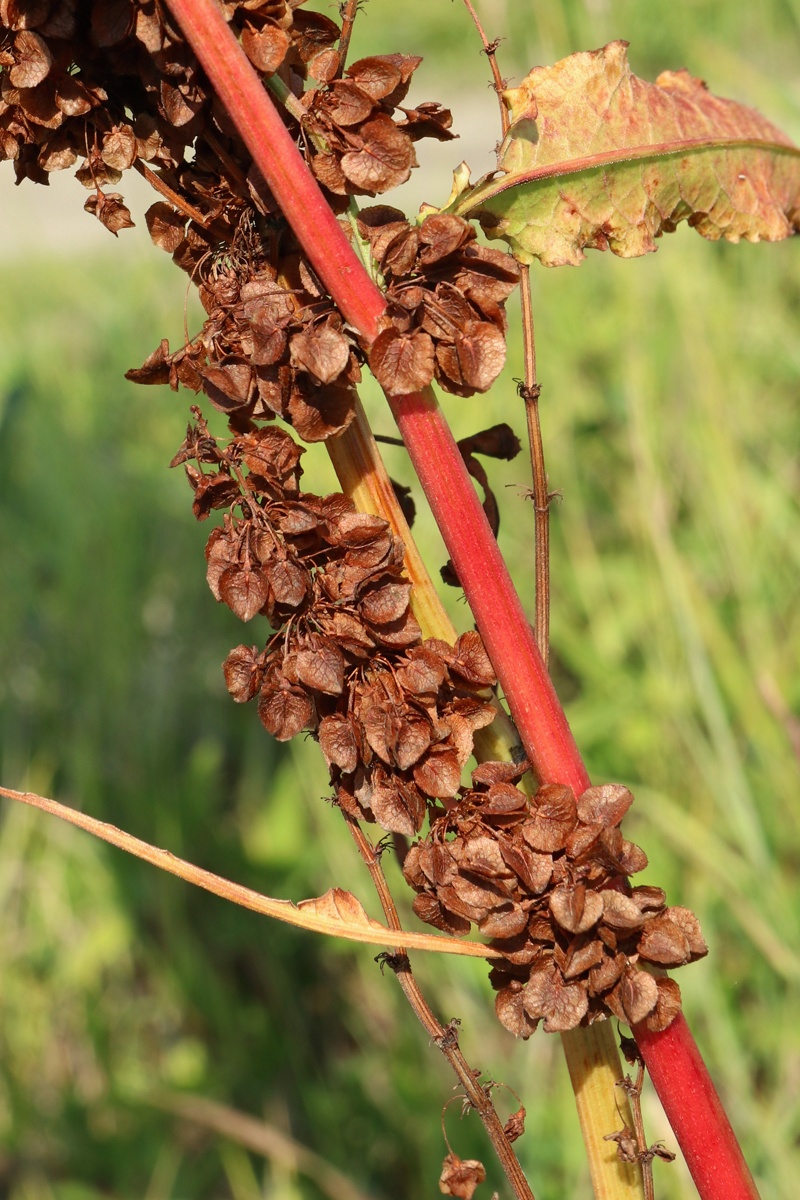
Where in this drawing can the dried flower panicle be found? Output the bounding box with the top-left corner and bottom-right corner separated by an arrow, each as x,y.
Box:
403,772 -> 708,1035
173,406 -> 499,838
0,2 -> 454,231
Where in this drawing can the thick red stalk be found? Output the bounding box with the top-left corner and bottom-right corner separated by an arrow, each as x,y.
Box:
635,1015 -> 759,1200
161,4 -> 762,1196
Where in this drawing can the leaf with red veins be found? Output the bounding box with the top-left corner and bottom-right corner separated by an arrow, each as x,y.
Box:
348,53 -> 421,107
198,360 -> 254,413
523,958 -> 589,1032
417,841 -> 457,888
240,426 -> 305,482
638,906 -> 708,966
223,645 -> 265,703
369,326 -> 435,394
495,980 -> 539,1039
606,965 -> 659,1026
413,744 -> 461,799
576,782 -> 634,828
550,883 -> 604,934
145,202 -> 188,253
345,55 -> 403,102
289,321 -> 350,385
318,713 -> 359,774
340,114 -> 417,194
499,840 -> 553,894
589,949 -> 626,993
562,935 -> 606,980
418,283 -> 474,342
360,581 -> 413,625
296,635 -> 345,696
458,39 -> 800,265
436,320 -> 507,394
368,608 -> 422,648
285,382 -> 356,443
393,713 -> 433,771
258,683 -> 314,741
218,563 -> 270,622
522,784 -> 578,852
241,18 -> 290,74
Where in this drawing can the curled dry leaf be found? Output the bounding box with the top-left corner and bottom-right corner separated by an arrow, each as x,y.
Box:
439,1152 -> 487,1200
452,40 -> 800,265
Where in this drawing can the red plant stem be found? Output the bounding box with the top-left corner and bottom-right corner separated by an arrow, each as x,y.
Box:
162,4 -> 762,1197
635,1014 -> 760,1200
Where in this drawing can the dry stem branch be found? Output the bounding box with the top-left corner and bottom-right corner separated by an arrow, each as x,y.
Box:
0,786 -> 500,961
345,814 -> 536,1200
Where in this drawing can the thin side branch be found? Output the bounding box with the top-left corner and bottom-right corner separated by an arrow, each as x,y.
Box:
459,0 -> 510,139
344,814 -> 536,1200
518,266 -> 551,666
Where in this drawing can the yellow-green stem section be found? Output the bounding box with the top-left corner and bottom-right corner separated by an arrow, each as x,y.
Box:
563,1023 -> 644,1197
327,406 -> 643,1200
327,399 -> 524,768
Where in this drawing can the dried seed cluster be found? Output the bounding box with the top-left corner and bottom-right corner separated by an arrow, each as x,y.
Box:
174,407 -> 499,838
361,207 -> 519,398
302,51 -> 455,199
403,767 -> 708,1034
129,218 -> 366,443
0,1 -> 453,230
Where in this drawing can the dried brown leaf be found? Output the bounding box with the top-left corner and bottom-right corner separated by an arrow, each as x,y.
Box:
369,327 -> 435,395
439,1152 -> 486,1200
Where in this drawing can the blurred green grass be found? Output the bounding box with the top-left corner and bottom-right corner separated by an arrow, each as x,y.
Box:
1,3 -> 800,1198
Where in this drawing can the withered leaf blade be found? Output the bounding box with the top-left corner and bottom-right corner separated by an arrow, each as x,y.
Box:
219,564 -> 270,623
222,645 -> 264,704
145,201 -> 188,253
503,1104 -> 526,1144
241,18 -> 290,74
9,29 -> 52,87
523,783 -> 577,852
296,637 -> 345,696
454,40 -> 800,265
369,327 -> 435,395
340,113 -> 417,194
258,684 -> 314,742
318,714 -> 359,774
495,981 -> 538,1039
439,1152 -> 486,1200
84,190 -> 134,235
